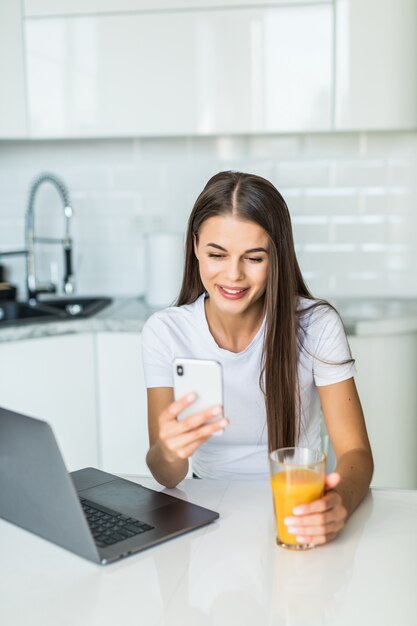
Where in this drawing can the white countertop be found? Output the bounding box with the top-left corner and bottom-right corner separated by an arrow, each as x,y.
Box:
2,296 -> 417,343
1,477 -> 417,626
0,298 -> 150,343
331,297 -> 417,336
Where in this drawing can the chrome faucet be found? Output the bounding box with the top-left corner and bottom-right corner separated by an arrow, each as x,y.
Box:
26,173 -> 75,301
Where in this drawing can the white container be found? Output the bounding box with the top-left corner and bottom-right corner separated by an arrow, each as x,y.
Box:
144,232 -> 184,308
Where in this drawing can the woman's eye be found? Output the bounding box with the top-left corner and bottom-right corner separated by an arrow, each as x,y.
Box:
207,253 -> 263,262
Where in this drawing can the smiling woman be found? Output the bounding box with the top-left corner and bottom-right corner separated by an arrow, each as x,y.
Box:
141,171 -> 373,547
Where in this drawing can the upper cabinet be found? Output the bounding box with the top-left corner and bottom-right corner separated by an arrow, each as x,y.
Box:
334,0 -> 417,130
3,1 -> 416,138
23,3 -> 333,137
0,1 -> 28,138
23,0 -> 327,18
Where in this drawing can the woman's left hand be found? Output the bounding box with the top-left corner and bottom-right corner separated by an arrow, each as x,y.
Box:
284,473 -> 348,546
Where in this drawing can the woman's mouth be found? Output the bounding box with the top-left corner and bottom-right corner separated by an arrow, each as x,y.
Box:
217,285 -> 249,300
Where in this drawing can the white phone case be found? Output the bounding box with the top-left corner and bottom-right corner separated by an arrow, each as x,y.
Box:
173,358 -> 224,427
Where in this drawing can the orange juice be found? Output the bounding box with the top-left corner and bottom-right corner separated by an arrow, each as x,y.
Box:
270,469 -> 324,547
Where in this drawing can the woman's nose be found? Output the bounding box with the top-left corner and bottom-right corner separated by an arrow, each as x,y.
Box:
225,259 -> 244,281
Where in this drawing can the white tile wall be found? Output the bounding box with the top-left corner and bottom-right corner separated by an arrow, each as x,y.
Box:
0,131 -> 416,299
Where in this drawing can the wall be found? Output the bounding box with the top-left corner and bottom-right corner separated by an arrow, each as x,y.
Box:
0,131 -> 416,300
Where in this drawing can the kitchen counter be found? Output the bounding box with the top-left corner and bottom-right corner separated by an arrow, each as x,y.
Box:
1,477 -> 416,626
332,297 -> 417,336
0,298 -> 153,343
1,296 -> 417,343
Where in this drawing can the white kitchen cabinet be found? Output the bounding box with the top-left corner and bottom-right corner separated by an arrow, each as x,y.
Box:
95,332 -> 150,475
335,0 -> 417,130
0,333 -> 98,471
24,3 -> 333,137
0,1 -> 27,138
24,0 -> 328,18
349,332 -> 417,489
96,331 -> 194,478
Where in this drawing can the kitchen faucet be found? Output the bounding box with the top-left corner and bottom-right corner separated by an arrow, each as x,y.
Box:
25,173 -> 75,301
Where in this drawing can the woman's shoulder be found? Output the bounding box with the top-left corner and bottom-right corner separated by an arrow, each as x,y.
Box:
297,295 -> 335,318
143,294 -> 205,335
296,297 -> 354,376
296,296 -> 344,340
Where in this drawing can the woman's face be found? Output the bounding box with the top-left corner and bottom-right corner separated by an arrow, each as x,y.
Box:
194,214 -> 270,316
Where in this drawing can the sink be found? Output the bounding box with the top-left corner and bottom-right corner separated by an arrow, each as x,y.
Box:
38,296 -> 112,318
0,301 -> 66,325
0,297 -> 112,327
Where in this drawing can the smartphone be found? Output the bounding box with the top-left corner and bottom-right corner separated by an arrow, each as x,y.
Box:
173,358 -> 224,429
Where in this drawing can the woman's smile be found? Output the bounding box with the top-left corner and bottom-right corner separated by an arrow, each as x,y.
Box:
217,285 -> 250,300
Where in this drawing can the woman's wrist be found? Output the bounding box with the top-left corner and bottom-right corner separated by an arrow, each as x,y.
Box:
334,450 -> 373,517
146,442 -> 189,488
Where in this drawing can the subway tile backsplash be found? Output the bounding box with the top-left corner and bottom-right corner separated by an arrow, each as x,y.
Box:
0,132 -> 416,300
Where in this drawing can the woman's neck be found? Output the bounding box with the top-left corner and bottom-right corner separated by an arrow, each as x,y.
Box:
204,296 -> 265,353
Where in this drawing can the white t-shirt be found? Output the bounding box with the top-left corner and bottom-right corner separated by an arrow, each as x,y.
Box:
141,294 -> 356,479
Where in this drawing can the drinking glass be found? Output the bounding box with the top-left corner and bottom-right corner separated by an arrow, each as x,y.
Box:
269,447 -> 326,550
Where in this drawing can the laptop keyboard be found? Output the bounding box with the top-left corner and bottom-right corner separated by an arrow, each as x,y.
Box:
80,497 -> 154,548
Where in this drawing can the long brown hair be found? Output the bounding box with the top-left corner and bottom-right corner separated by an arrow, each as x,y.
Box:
176,171 -> 345,451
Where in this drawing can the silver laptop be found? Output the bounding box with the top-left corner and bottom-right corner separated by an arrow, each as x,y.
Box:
0,406 -> 219,565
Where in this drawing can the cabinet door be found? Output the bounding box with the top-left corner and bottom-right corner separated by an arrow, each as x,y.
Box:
349,332 -> 417,489
335,0 -> 417,130
96,331 -> 194,478
0,1 -> 27,137
24,4 -> 333,137
95,332 -> 150,475
0,333 -> 98,471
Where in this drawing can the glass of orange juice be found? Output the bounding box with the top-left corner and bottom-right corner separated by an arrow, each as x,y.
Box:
269,447 -> 326,550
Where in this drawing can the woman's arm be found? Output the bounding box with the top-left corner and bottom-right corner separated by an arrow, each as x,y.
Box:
146,387 -> 227,488
146,388 -> 189,488
320,376 -> 373,515
284,377 -> 373,545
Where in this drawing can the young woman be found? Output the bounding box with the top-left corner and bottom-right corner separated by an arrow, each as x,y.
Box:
141,171 -> 373,546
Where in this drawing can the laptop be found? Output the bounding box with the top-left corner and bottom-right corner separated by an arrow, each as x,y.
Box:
0,406 -> 219,565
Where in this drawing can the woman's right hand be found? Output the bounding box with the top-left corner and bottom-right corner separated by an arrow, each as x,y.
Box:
155,393 -> 228,463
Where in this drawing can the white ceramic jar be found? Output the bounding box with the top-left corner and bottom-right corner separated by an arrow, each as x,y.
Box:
144,232 -> 184,309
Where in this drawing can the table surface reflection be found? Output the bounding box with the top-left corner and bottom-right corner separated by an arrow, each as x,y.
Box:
1,477 -> 417,626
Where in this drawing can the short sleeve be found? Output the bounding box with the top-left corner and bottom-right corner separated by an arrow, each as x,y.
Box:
141,314 -> 174,388
310,306 -> 356,387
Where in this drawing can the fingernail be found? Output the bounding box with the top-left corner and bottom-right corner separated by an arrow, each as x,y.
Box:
293,507 -> 304,515
187,392 -> 197,401
288,527 -> 299,535
284,517 -> 294,525
219,418 -> 228,427
296,536 -> 308,543
211,405 -> 223,416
